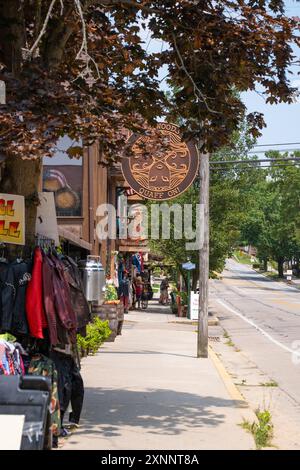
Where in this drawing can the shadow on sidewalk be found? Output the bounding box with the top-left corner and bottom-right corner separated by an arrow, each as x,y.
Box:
74,387 -> 246,438
97,349 -> 196,359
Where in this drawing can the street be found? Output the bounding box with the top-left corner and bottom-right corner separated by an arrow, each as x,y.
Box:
210,259 -> 300,449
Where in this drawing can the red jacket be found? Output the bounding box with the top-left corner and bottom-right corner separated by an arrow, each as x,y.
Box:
26,247 -> 48,339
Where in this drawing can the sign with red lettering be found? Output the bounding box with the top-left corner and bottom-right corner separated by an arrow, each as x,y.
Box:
0,194 -> 25,245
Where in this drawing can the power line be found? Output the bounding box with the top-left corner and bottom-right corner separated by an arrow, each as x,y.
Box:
210,157 -> 300,165
253,142 -> 300,147
211,164 -> 300,171
248,148 -> 300,154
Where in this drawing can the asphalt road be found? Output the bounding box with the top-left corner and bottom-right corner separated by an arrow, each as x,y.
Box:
210,259 -> 300,448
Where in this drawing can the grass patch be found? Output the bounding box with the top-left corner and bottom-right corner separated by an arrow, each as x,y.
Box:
223,330 -> 236,347
240,409 -> 274,449
233,250 -> 253,265
259,380 -> 278,387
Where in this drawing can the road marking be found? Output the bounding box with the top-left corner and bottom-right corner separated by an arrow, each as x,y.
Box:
216,299 -> 299,357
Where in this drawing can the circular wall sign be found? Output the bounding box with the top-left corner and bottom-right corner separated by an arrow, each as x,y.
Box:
121,123 -> 199,201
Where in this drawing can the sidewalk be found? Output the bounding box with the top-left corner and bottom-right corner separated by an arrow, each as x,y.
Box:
63,302 -> 254,450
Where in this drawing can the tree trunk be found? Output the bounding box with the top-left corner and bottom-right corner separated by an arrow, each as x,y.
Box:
0,0 -> 24,76
263,258 -> 268,271
277,257 -> 284,278
0,156 -> 42,259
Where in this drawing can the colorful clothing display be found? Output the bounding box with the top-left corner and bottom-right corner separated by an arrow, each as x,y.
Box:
0,340 -> 25,376
29,354 -> 61,437
0,246 -> 88,448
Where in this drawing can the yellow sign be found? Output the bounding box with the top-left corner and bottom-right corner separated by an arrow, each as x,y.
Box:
0,193 -> 25,245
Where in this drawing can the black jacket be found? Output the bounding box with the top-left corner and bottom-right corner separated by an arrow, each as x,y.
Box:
0,260 -> 31,335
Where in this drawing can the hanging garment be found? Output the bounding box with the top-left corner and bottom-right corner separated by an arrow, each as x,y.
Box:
42,253 -> 59,346
68,366 -> 84,425
119,277 -> 130,298
0,260 -> 31,336
139,252 -> 144,272
0,340 -> 11,375
132,254 -> 141,273
61,256 -> 90,336
0,340 -> 25,375
28,354 -> 61,437
44,254 -> 77,344
0,260 -> 13,334
50,349 -> 84,426
26,247 -> 48,339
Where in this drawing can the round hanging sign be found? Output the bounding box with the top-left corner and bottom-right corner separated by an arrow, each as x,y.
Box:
121,123 -> 199,201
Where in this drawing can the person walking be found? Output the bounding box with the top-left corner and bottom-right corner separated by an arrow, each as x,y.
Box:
119,271 -> 130,313
134,274 -> 143,310
159,277 -> 169,305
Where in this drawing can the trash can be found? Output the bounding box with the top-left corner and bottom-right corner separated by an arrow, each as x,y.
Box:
79,255 -> 105,304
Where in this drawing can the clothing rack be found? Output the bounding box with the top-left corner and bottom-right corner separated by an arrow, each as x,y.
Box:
0,235 -> 56,261
35,234 -> 56,250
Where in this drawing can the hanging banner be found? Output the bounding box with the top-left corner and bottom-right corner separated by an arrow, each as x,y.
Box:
36,192 -> 59,246
121,123 -> 199,201
0,193 -> 25,245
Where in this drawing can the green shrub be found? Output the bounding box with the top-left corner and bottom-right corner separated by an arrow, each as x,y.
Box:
0,333 -> 16,342
77,317 -> 111,356
171,303 -> 178,315
241,409 -> 274,449
179,291 -> 188,306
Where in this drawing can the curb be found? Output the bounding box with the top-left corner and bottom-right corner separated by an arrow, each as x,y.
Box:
169,316 -> 219,327
208,345 -> 258,426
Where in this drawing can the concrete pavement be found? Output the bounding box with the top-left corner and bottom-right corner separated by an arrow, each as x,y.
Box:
62,302 -> 254,450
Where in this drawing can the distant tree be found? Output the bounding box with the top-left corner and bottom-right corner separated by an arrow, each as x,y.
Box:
240,152 -> 300,277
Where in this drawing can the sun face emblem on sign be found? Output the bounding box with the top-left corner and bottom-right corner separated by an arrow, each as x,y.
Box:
121,123 -> 199,200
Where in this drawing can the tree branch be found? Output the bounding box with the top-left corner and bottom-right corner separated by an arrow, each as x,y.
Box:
172,32 -> 220,115
92,0 -> 160,14
29,0 -> 58,55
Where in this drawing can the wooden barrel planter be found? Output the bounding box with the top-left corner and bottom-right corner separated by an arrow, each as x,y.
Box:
116,304 -> 124,335
92,304 -> 118,342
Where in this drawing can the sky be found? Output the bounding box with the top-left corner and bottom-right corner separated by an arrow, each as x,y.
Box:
242,1 -> 300,153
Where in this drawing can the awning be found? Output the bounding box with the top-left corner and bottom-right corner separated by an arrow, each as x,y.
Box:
118,246 -> 150,253
58,226 -> 92,251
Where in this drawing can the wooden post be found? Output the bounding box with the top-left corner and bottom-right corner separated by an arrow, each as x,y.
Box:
198,152 -> 209,358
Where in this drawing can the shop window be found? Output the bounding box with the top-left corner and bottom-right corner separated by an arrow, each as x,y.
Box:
43,136 -> 83,217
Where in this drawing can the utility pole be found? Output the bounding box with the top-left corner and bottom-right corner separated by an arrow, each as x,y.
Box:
197,152 -> 210,358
